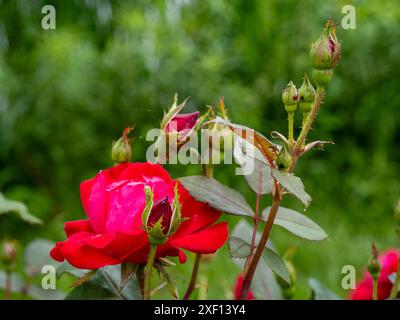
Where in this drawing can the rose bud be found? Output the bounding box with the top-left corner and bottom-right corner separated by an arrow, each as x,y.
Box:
277,259 -> 297,300
282,81 -> 299,113
111,126 -> 133,164
208,99 -> 234,159
142,185 -> 182,245
310,19 -> 341,70
165,112 -> 199,142
299,74 -> 316,114
161,94 -> 199,144
276,145 -> 292,171
0,240 -> 17,266
368,244 -> 382,280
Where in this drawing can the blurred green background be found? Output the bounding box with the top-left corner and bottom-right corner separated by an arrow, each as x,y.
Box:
1,0 -> 400,299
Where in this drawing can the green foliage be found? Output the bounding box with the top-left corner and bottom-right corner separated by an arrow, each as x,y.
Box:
263,206 -> 328,241
63,265 -> 141,300
179,175 -> 254,216
0,193 -> 42,225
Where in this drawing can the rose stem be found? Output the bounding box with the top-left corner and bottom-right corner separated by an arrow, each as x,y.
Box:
244,181 -> 262,275
183,158 -> 214,300
239,183 -> 282,299
143,245 -> 157,300
288,111 -> 294,143
372,277 -> 378,300
183,253 -> 202,300
240,87 -> 326,299
4,270 -> 12,299
389,257 -> 400,299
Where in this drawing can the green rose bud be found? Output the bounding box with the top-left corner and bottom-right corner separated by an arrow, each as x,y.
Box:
276,145 -> 292,171
299,74 -> 316,114
142,185 -> 182,245
310,19 -> 341,70
111,127 -> 133,164
0,240 -> 17,266
282,81 -> 299,112
277,259 -> 297,300
368,244 -> 381,280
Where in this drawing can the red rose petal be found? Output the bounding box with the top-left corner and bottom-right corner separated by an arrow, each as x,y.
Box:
169,222 -> 228,254
65,219 -> 94,237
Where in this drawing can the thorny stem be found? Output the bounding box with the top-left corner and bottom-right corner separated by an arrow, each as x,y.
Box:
183,253 -> 202,300
389,257 -> 400,299
143,245 -> 157,300
240,87 -> 326,300
302,111 -> 309,129
288,112 -> 294,143
292,87 -> 325,158
244,185 -> 262,275
240,183 -> 283,299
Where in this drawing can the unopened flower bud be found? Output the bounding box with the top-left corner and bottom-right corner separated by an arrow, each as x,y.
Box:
276,145 -> 292,171
282,81 -> 299,113
161,94 -> 199,145
111,126 -> 133,164
299,74 -> 316,114
277,259 -> 297,300
368,244 -> 381,280
165,111 -> 199,143
142,185 -> 182,245
209,99 -> 234,154
0,240 -> 17,266
310,19 -> 341,70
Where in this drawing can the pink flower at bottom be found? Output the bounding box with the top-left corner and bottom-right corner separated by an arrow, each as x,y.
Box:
350,249 -> 400,300
234,275 -> 255,300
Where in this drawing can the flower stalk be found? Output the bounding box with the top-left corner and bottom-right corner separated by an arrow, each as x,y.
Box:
239,182 -> 283,299
183,253 -> 202,300
143,244 -> 157,300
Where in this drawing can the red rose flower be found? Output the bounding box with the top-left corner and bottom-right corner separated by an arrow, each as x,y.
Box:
164,111 -> 199,142
350,249 -> 400,300
234,275 -> 255,300
50,162 -> 228,269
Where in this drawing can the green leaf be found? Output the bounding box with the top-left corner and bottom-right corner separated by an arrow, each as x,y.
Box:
65,265 -> 141,300
0,193 -> 42,225
228,236 -> 252,259
309,278 -> 341,300
56,261 -> 89,279
262,248 -> 291,285
230,221 -> 282,300
233,136 -> 274,195
179,176 -> 254,217
262,206 -> 328,241
24,239 -> 56,276
271,169 -> 312,207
